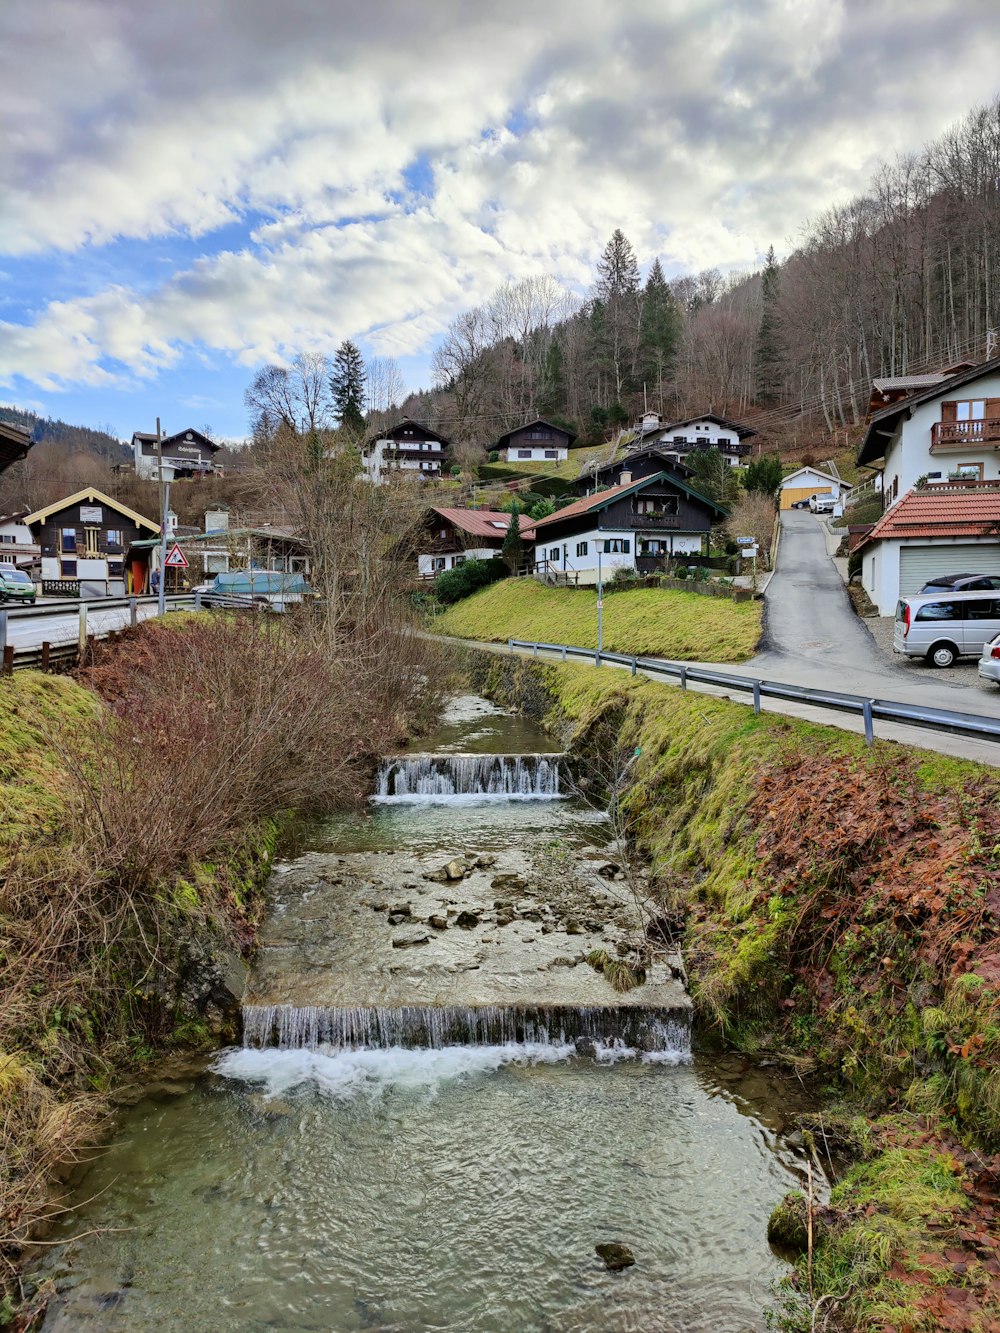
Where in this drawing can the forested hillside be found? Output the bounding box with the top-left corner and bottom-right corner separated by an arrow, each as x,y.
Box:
399,94 -> 1000,454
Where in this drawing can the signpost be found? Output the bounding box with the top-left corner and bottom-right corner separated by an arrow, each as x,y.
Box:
163,544 -> 188,569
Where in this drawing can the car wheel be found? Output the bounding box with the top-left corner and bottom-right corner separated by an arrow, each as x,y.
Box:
927,641 -> 958,668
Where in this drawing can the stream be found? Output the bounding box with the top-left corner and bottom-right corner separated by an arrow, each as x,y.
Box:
39,694 -> 819,1333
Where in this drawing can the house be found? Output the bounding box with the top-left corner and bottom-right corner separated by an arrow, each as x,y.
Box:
529,471 -> 728,584
858,355 -> 1000,504
636,412 -> 756,467
129,427 -> 223,481
496,418 -> 577,463
0,510 -> 39,569
184,510 -> 311,579
0,420 -> 33,476
577,444 -> 694,495
412,507 -> 535,578
855,484 -> 1000,614
362,419 -> 452,484
854,356 -> 1000,609
864,362 -> 976,420
778,466 -> 852,510
25,487 -> 160,597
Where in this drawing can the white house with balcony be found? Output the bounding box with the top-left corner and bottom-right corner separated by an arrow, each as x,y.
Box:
130,427 -> 223,481
634,412 -> 756,467
495,418 -> 576,463
0,510 -> 39,569
361,419 -> 452,484
855,356 -> 1000,611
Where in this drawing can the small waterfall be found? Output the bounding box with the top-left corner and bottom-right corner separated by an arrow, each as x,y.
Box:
242,1003 -> 691,1057
374,753 -> 564,800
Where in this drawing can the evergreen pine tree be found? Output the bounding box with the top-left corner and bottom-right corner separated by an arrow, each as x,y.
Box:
596,229 -> 640,298
501,499 -> 524,574
538,339 -> 565,419
756,246 -> 783,405
640,258 -> 682,390
743,453 -> 784,497
330,340 -> 367,435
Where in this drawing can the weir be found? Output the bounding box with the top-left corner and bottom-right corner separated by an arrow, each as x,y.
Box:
242,1002 -> 691,1055
374,752 -> 564,799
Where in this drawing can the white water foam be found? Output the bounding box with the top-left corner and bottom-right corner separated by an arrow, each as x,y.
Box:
214,1042 -> 577,1100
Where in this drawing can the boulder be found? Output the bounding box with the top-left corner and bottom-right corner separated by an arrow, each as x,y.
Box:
565,920 -> 585,936
455,911 -> 481,930
426,857 -> 468,883
597,863 -> 622,879
391,927 -> 431,949
491,873 -> 526,893
428,914 -> 448,931
495,913 -> 514,928
595,1242 -> 635,1272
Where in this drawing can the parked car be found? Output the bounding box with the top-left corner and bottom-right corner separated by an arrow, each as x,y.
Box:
919,573 -> 1000,594
808,492 -> 837,513
978,631 -> 1000,685
0,567 -> 36,604
201,570 -> 313,611
790,498 -> 812,509
894,591 -> 1000,667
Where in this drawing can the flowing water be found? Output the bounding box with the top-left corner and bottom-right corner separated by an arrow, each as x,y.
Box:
39,694 -> 819,1333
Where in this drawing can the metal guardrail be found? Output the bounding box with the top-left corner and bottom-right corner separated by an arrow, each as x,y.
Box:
506,638 -> 1000,747
0,592 -> 277,672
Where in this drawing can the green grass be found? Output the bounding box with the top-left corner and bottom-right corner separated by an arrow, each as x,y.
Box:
436,578 -> 762,662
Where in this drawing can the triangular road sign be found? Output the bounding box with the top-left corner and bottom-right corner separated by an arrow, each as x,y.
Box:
163,543 -> 189,569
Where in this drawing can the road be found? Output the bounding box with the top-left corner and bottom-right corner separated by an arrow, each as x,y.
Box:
2,599 -> 166,652
739,510 -> 1000,719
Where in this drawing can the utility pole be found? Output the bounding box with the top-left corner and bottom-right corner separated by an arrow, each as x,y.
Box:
156,416 -> 169,616
597,544 -> 603,654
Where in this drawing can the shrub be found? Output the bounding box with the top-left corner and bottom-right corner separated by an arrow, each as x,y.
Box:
607,566 -> 639,592
434,557 -> 507,605
674,564 -> 690,580
488,450 -> 500,462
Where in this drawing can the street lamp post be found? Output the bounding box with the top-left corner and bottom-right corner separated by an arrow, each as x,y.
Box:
597,543 -> 603,660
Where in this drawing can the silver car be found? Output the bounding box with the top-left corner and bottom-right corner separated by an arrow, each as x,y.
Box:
979,631 -> 1000,685
894,591 -> 1000,667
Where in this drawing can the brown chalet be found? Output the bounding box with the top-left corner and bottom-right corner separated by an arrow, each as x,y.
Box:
414,507 -> 535,579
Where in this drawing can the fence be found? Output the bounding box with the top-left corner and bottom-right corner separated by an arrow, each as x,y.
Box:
505,638 -> 1000,749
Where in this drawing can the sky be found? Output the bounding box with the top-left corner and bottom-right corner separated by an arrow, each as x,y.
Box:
2,0 -> 1000,443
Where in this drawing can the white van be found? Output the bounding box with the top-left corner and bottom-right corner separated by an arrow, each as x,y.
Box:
894,591 -> 1000,667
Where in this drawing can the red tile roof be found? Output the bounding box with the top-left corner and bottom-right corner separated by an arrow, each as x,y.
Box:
861,485 -> 1000,545
431,507 -> 536,540
530,477 -> 641,530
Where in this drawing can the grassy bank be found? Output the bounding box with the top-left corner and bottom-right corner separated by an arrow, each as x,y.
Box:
473,654 -> 1000,1331
436,578 -> 762,662
0,615 -> 445,1318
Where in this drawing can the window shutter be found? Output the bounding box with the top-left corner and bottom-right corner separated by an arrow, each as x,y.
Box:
940,401 -> 957,422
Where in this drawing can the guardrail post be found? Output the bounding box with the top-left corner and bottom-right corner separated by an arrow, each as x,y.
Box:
194,590 -> 202,612
78,604 -> 87,659
631,655 -> 637,676
41,641 -> 50,672
531,642 -> 538,658
129,596 -> 137,629
863,698 -> 874,746
561,644 -> 567,661
0,609 -> 6,657
679,665 -> 687,690
508,637 -> 513,654
2,644 -> 12,677
595,648 -> 601,667
753,680 -> 761,715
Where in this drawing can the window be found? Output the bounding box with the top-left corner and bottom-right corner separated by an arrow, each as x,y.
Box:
517,449 -> 532,458
60,559 -> 77,577
61,527 -> 76,553
955,400 -> 986,421
84,527 -> 100,556
950,464 -> 984,481
0,535 -> 13,544
696,436 -> 709,445
543,450 -> 558,459
603,539 -> 631,554
963,599 -> 1000,620
431,557 -> 446,572
673,435 -> 687,444
576,541 -> 588,557
107,529 -> 123,549
915,602 -> 958,621
108,559 -> 124,576
528,429 -> 552,440
549,547 -> 560,560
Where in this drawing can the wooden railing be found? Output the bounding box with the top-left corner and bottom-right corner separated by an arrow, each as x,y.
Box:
931,419 -> 1000,448
629,512 -> 681,528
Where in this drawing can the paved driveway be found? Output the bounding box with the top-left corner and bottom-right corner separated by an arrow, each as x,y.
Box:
739,511 -> 1000,717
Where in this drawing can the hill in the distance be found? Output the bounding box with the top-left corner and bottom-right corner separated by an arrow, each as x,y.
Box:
0,405 -> 128,463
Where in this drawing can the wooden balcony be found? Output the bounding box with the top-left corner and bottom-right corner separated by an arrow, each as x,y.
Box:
930,419 -> 1000,450
629,511 -> 681,528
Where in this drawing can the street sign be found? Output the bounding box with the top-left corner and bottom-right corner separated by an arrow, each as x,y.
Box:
163,543 -> 188,569
740,546 -> 759,559
736,536 -> 754,546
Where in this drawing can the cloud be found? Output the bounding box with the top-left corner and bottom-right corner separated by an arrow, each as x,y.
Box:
2,0 -> 1000,403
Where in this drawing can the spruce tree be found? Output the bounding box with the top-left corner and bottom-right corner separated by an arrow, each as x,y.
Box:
743,453 -> 784,497
756,246 -> 783,405
501,499 -> 524,574
330,339 -> 367,435
640,258 -> 682,389
596,229 -> 640,298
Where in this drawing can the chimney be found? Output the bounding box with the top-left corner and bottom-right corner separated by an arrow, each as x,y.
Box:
205,506 -> 229,533
620,470 -> 632,485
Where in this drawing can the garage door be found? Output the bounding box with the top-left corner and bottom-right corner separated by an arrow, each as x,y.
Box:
898,544 -> 1000,596
780,486 -> 821,510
